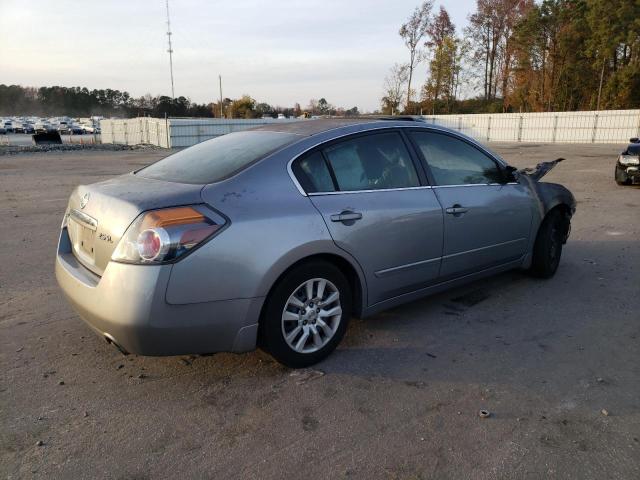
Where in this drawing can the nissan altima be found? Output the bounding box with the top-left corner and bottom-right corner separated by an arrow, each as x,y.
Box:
55,118 -> 575,367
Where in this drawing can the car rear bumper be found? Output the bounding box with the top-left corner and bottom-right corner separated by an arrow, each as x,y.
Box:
55,228 -> 263,356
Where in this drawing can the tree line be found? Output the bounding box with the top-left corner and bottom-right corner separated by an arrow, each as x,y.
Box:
384,0 -> 639,115
2,0 -> 637,118
0,84 -> 359,119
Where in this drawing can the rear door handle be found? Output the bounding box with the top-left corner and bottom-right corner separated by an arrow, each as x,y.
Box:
445,205 -> 468,215
330,211 -> 363,222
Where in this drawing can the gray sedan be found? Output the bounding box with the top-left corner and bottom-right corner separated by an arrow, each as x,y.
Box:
55,118 -> 575,367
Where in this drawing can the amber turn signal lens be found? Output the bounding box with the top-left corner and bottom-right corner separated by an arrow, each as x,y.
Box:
140,206 -> 205,230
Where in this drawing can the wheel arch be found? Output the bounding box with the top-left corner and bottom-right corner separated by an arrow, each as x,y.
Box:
258,251 -> 367,333
540,203 -> 572,243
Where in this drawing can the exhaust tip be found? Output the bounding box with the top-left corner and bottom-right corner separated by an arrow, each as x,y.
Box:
104,333 -> 129,355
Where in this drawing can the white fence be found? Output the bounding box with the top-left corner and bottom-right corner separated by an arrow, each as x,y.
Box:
100,117 -> 171,148
168,117 -> 299,147
100,117 -> 299,148
101,110 -> 640,148
423,110 -> 640,144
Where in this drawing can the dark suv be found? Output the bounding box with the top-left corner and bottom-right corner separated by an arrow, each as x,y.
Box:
615,138 -> 640,185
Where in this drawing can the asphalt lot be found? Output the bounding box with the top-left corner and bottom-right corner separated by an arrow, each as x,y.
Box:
1,143 -> 639,479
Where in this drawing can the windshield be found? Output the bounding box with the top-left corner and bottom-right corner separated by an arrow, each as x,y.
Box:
137,130 -> 300,184
627,144 -> 640,155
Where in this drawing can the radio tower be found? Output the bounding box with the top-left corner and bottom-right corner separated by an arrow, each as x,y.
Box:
165,0 -> 175,99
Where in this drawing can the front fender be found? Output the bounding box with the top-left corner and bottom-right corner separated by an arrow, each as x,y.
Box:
536,182 -> 576,215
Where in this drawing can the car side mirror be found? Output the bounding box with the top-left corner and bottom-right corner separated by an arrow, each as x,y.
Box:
503,165 -> 518,183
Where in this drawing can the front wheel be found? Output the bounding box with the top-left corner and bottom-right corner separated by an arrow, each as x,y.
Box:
261,261 -> 351,368
529,210 -> 566,278
615,165 -> 630,185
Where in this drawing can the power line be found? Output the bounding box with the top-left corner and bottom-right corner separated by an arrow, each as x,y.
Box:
165,0 -> 175,99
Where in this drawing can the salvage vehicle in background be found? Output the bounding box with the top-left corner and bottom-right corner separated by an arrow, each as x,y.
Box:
56,118 -> 576,368
69,124 -> 85,135
57,122 -> 70,134
615,138 -> 640,185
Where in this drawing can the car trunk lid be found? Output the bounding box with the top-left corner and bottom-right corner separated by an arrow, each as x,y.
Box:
65,173 -> 204,276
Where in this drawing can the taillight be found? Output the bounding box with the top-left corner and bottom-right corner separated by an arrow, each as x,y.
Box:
111,205 -> 226,264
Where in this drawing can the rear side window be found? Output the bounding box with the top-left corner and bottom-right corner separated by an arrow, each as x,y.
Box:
138,131 -> 299,184
322,132 -> 419,191
291,151 -> 336,193
409,131 -> 503,185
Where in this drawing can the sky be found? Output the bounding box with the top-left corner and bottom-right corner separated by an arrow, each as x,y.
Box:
0,0 -> 476,112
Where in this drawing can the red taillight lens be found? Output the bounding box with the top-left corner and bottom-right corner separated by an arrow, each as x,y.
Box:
137,228 -> 170,261
112,205 -> 226,264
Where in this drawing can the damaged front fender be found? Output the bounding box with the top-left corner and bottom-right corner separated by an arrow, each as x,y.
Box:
515,158 -> 565,181
514,157 -> 575,251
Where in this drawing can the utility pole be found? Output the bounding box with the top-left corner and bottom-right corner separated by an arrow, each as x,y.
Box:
165,0 -> 175,99
219,75 -> 223,118
596,57 -> 605,111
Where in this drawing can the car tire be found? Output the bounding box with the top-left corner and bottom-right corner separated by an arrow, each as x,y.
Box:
261,261 -> 351,368
615,165 -> 630,185
529,209 -> 566,279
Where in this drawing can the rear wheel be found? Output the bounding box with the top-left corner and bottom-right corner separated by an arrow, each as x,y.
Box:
529,209 -> 566,278
261,261 -> 351,368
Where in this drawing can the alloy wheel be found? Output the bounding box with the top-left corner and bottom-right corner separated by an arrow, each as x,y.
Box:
281,278 -> 342,354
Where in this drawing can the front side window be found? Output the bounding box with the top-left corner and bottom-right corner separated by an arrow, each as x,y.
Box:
322,132 -> 419,191
409,131 -> 503,186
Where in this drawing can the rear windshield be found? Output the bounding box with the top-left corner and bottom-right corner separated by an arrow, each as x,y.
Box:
137,131 -> 300,184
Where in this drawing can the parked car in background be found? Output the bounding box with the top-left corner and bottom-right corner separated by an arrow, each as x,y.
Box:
0,127 -> 6,135
23,123 -> 35,134
615,138 -> 640,185
58,122 -> 70,134
69,125 -> 85,135
56,118 -> 576,368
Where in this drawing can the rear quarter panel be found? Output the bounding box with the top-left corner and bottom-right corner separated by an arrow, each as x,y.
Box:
165,147 -> 367,305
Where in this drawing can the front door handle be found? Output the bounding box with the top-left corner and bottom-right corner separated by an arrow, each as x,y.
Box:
445,204 -> 468,215
330,211 -> 363,222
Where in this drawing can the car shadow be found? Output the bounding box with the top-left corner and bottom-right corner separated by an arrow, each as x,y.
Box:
89,238 -> 637,407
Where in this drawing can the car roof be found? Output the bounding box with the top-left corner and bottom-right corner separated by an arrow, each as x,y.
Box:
250,117 -> 431,136
251,117 -> 507,166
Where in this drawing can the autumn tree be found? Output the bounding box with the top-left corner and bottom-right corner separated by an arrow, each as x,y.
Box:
422,7 -> 458,113
399,1 -> 433,113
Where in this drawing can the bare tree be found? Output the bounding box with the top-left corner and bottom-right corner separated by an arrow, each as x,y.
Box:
381,63 -> 409,114
399,1 -> 433,112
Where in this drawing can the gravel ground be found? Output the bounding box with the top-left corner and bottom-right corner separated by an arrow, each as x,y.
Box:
0,133 -> 101,148
0,136 -> 162,156
1,144 -> 639,479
